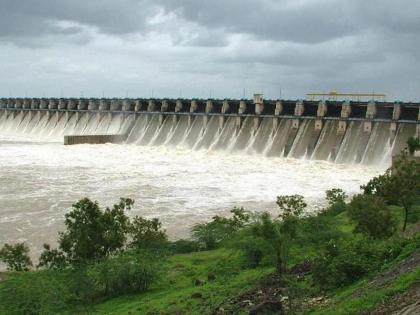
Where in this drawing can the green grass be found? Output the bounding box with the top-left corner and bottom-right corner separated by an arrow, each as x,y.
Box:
88,249 -> 272,315
309,267 -> 420,315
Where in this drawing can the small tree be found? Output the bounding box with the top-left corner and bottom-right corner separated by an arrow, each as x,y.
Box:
42,198 -> 133,266
192,207 -> 250,250
129,217 -> 168,249
362,154 -> 420,231
249,195 -> 306,276
326,188 -> 347,206
324,188 -> 348,215
0,243 -> 32,271
347,194 -> 397,239
37,244 -> 67,269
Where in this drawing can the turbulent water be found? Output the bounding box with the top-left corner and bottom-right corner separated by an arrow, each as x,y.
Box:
0,110 -> 415,261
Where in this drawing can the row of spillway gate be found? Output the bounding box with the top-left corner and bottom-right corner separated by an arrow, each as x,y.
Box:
0,95 -> 419,165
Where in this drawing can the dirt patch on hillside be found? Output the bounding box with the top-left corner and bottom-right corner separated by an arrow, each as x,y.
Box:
369,283 -> 420,315
353,250 -> 420,300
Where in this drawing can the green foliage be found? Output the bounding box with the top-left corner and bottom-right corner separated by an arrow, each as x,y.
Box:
348,194 -> 397,239
0,270 -> 73,315
59,198 -> 133,264
362,155 -> 420,231
0,243 -> 32,271
406,136 -> 420,155
295,214 -> 344,248
239,235 -> 270,268
0,251 -> 163,314
324,188 -> 348,216
83,251 -> 163,300
312,236 -> 406,290
169,239 -> 201,254
37,243 -> 67,270
192,207 -> 250,250
326,188 -> 347,206
276,195 -> 307,218
239,196 -> 306,274
129,216 -> 168,250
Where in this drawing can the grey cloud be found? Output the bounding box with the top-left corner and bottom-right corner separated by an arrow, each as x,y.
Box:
0,0 -> 419,100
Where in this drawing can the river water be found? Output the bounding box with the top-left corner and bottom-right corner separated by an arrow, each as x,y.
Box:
0,135 -> 385,262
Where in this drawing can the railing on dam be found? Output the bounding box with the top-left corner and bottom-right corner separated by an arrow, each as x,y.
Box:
1,97 -> 419,132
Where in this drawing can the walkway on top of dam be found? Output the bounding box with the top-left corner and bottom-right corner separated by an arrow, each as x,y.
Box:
1,96 -> 419,125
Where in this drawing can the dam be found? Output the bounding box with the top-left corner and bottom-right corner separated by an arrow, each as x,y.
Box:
0,95 -> 419,164
0,94 -> 419,260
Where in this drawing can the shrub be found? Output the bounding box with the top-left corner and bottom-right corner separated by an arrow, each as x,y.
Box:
0,270 -> 73,314
169,239 -> 201,254
239,236 -> 271,268
0,243 -> 32,271
0,251 -> 164,313
323,188 -> 347,216
362,155 -> 420,231
348,194 -> 397,239
295,214 -> 344,248
129,217 -> 168,250
84,251 -> 163,300
312,237 -> 392,289
58,198 -> 133,264
192,207 -> 251,250
37,243 -> 67,269
406,136 -> 420,155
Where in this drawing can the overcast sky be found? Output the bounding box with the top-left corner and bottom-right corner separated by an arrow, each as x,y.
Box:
0,0 -> 419,100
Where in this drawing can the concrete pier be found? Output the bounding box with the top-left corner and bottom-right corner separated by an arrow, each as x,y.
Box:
338,101 -> 351,134
292,100 -> 304,129
315,101 -> 327,130
364,101 -> 376,133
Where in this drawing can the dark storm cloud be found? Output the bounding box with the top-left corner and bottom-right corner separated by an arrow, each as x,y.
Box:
0,0 -> 158,41
0,0 -> 419,100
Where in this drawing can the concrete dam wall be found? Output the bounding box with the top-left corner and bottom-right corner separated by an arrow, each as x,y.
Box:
0,96 -> 419,165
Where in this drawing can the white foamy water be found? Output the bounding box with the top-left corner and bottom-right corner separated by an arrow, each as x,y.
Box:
0,135 -> 384,261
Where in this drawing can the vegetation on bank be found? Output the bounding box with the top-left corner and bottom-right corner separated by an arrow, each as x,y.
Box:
0,153 -> 419,315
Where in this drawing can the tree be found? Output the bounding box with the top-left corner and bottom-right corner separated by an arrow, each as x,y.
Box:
45,198 -> 133,265
129,217 -> 168,249
326,188 -> 347,206
362,154 -> 420,231
192,207 -> 250,250
347,194 -> 397,239
250,195 -> 306,276
37,244 -> 67,269
0,243 -> 32,271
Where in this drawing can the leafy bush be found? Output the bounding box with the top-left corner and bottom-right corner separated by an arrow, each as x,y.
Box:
0,251 -> 164,313
84,251 -> 163,300
0,243 -> 32,271
192,207 -> 251,250
348,194 -> 397,239
169,239 -> 201,254
129,216 -> 168,250
323,188 -> 347,216
406,136 -> 420,155
0,270 -> 73,315
295,214 -> 344,248
362,155 -> 420,231
58,198 -> 133,264
312,236 -> 405,289
239,235 -> 271,268
37,243 -> 67,269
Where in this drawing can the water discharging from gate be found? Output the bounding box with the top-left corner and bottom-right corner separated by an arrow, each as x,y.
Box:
0,110 -> 415,164
0,110 -> 415,262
